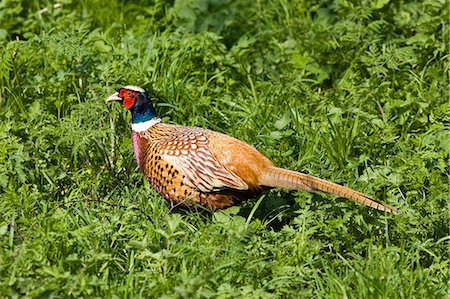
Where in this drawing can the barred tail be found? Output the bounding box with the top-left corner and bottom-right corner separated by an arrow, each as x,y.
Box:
260,167 -> 398,213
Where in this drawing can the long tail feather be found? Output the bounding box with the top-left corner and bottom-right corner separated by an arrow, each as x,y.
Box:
260,167 -> 398,213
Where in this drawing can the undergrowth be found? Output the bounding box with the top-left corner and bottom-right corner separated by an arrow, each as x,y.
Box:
0,0 -> 449,298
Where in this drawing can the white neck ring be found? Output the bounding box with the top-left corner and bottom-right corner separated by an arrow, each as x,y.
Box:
131,118 -> 161,132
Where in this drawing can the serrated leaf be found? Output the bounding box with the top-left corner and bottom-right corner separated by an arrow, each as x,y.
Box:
270,131 -> 283,140
274,112 -> 291,130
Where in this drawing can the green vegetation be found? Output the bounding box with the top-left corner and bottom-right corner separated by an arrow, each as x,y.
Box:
0,0 -> 448,297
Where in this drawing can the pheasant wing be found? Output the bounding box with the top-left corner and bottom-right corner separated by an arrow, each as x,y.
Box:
157,129 -> 248,193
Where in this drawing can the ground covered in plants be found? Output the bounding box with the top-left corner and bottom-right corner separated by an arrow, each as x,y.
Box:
0,0 -> 448,297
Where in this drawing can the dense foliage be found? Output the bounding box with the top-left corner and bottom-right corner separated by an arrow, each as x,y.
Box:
0,0 -> 448,297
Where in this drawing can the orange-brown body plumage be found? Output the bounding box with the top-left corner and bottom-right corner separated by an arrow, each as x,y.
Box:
133,123 -> 273,210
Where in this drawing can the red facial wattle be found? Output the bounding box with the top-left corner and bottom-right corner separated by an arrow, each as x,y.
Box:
119,89 -> 138,109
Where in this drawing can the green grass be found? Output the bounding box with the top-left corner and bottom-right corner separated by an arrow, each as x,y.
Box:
0,0 -> 449,297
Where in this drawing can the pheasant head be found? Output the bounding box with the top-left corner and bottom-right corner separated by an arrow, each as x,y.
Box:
107,85 -> 161,132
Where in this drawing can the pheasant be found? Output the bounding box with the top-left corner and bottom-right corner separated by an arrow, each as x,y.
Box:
107,85 -> 398,213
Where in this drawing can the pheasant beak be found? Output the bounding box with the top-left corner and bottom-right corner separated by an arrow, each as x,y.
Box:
106,92 -> 122,103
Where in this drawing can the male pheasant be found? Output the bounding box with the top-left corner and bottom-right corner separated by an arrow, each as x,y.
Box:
107,85 -> 397,213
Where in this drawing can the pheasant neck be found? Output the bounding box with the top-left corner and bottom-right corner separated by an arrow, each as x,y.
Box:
129,97 -> 160,132
130,103 -> 157,123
